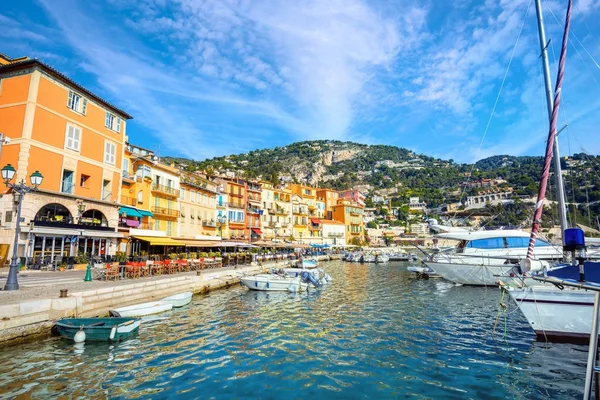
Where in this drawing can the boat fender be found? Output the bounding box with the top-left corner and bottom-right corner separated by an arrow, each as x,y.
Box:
267,282 -> 270,289
74,327 -> 86,343
109,326 -> 117,341
255,281 -> 258,288
519,259 -> 549,273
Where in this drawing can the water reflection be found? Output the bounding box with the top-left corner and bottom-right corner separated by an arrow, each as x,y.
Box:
0,261 -> 589,399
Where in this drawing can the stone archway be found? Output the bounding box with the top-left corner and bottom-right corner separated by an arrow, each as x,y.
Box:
81,209 -> 108,227
35,203 -> 74,224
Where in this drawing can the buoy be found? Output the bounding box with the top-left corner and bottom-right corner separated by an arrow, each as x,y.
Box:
109,326 -> 117,340
74,328 -> 86,343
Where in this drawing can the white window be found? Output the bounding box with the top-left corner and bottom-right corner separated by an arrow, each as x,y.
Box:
190,190 -> 196,202
65,124 -> 81,151
104,141 -> 116,165
180,187 -> 186,200
105,111 -> 122,132
67,90 -> 87,114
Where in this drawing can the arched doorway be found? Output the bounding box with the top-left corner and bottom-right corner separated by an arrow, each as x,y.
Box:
35,203 -> 73,224
81,209 -> 108,227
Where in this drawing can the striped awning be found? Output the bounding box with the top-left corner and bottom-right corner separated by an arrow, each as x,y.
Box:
132,236 -> 185,246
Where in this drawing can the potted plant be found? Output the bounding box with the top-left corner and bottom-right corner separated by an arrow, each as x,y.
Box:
190,252 -> 198,259
59,261 -> 67,272
74,252 -> 89,270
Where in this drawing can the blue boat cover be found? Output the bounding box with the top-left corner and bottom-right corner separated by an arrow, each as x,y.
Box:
546,261 -> 600,282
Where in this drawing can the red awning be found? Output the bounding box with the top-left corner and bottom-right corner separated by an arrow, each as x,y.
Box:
252,228 -> 263,235
310,218 -> 322,224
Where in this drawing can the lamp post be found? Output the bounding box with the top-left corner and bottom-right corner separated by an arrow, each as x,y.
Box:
76,198 -> 86,223
217,215 -> 227,240
2,164 -> 43,290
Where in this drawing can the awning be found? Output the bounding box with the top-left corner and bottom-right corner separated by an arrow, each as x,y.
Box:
310,218 -> 322,224
138,210 -> 154,217
252,228 -> 263,235
180,239 -> 222,247
132,236 -> 185,246
119,206 -> 143,218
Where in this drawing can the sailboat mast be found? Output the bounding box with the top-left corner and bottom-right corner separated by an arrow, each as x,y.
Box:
534,0 -> 569,243
526,0 -> 573,260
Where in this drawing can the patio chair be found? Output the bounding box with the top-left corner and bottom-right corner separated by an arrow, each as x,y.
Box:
105,264 -> 120,281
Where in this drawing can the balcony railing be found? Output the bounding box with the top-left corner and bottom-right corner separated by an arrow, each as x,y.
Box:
247,184 -> 261,192
151,207 -> 179,217
327,233 -> 344,238
122,170 -> 134,180
229,202 -> 245,209
309,225 -> 322,230
247,206 -> 261,214
269,207 -> 287,215
120,195 -> 137,206
228,191 -> 243,198
151,184 -> 178,197
202,220 -> 216,227
228,219 -> 245,224
247,195 -> 261,203
216,201 -> 226,208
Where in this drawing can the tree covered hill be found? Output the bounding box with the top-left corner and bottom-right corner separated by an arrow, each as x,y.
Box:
163,141 -> 600,223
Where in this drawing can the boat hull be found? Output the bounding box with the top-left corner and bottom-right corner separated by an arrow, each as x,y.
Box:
507,286 -> 597,341
161,292 -> 193,308
241,275 -> 308,292
56,318 -> 140,341
424,260 -> 516,286
110,301 -> 173,317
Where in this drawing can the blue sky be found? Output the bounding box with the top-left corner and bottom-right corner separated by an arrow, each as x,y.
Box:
1,0 -> 599,163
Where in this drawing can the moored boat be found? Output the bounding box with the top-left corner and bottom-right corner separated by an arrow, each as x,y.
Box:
241,274 -> 309,292
161,292 -> 193,308
109,301 -> 173,317
56,318 -> 140,342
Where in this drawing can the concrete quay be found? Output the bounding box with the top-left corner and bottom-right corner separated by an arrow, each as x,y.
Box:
0,263 -> 267,347
0,255 -> 339,347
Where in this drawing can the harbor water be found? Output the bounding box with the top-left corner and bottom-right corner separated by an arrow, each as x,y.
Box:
0,261 -> 589,399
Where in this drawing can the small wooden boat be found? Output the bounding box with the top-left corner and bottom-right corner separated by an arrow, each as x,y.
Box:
56,318 -> 140,342
161,292 -> 193,308
109,301 -> 173,317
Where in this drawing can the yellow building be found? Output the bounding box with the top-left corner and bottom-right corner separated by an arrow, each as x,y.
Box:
178,171 -> 218,238
316,188 -> 340,218
225,178 -> 246,240
291,194 -> 309,243
332,199 -> 365,245
261,183 -> 292,240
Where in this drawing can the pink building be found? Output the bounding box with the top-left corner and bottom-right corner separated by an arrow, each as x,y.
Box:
339,189 -> 366,207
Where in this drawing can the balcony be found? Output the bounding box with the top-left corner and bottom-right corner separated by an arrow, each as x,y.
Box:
228,191 -> 244,198
247,184 -> 261,192
293,207 -> 308,215
350,210 -> 361,216
202,220 -> 216,227
120,195 -> 137,206
327,233 -> 344,238
152,184 -> 178,198
151,207 -> 179,218
122,170 -> 135,181
309,225 -> 322,231
247,206 -> 261,214
229,202 -> 245,209
247,195 -> 261,204
216,201 -> 227,208
228,219 -> 245,225
269,207 -> 287,215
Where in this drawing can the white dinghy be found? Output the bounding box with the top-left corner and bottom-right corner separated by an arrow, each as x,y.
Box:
109,301 -> 173,318
161,292 -> 193,308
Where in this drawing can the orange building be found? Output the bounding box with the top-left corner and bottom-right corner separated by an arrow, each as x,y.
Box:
331,199 -> 365,245
0,54 -> 132,265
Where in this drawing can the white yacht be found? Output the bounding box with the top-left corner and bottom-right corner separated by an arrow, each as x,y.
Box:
423,230 -> 562,286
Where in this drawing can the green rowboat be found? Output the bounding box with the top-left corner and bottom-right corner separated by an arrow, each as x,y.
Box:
56,318 -> 140,342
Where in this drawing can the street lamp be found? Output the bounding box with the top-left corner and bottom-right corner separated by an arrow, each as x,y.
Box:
2,164 -> 43,290
76,199 -> 86,223
217,215 -> 227,240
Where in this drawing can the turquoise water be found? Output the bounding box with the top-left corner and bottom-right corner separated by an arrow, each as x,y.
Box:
0,261 -> 589,399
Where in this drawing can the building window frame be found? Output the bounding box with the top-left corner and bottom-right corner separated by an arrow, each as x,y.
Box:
105,111 -> 122,133
65,123 -> 82,152
67,90 -> 88,115
104,140 -> 117,165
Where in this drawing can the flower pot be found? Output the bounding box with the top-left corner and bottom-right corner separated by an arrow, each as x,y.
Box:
59,267 -> 65,272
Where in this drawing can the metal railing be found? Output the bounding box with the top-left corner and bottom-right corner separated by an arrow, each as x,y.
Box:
228,202 -> 245,209
203,220 -> 216,227
151,207 -> 179,217
120,195 -> 137,206
247,206 -> 261,214
151,184 -> 178,197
